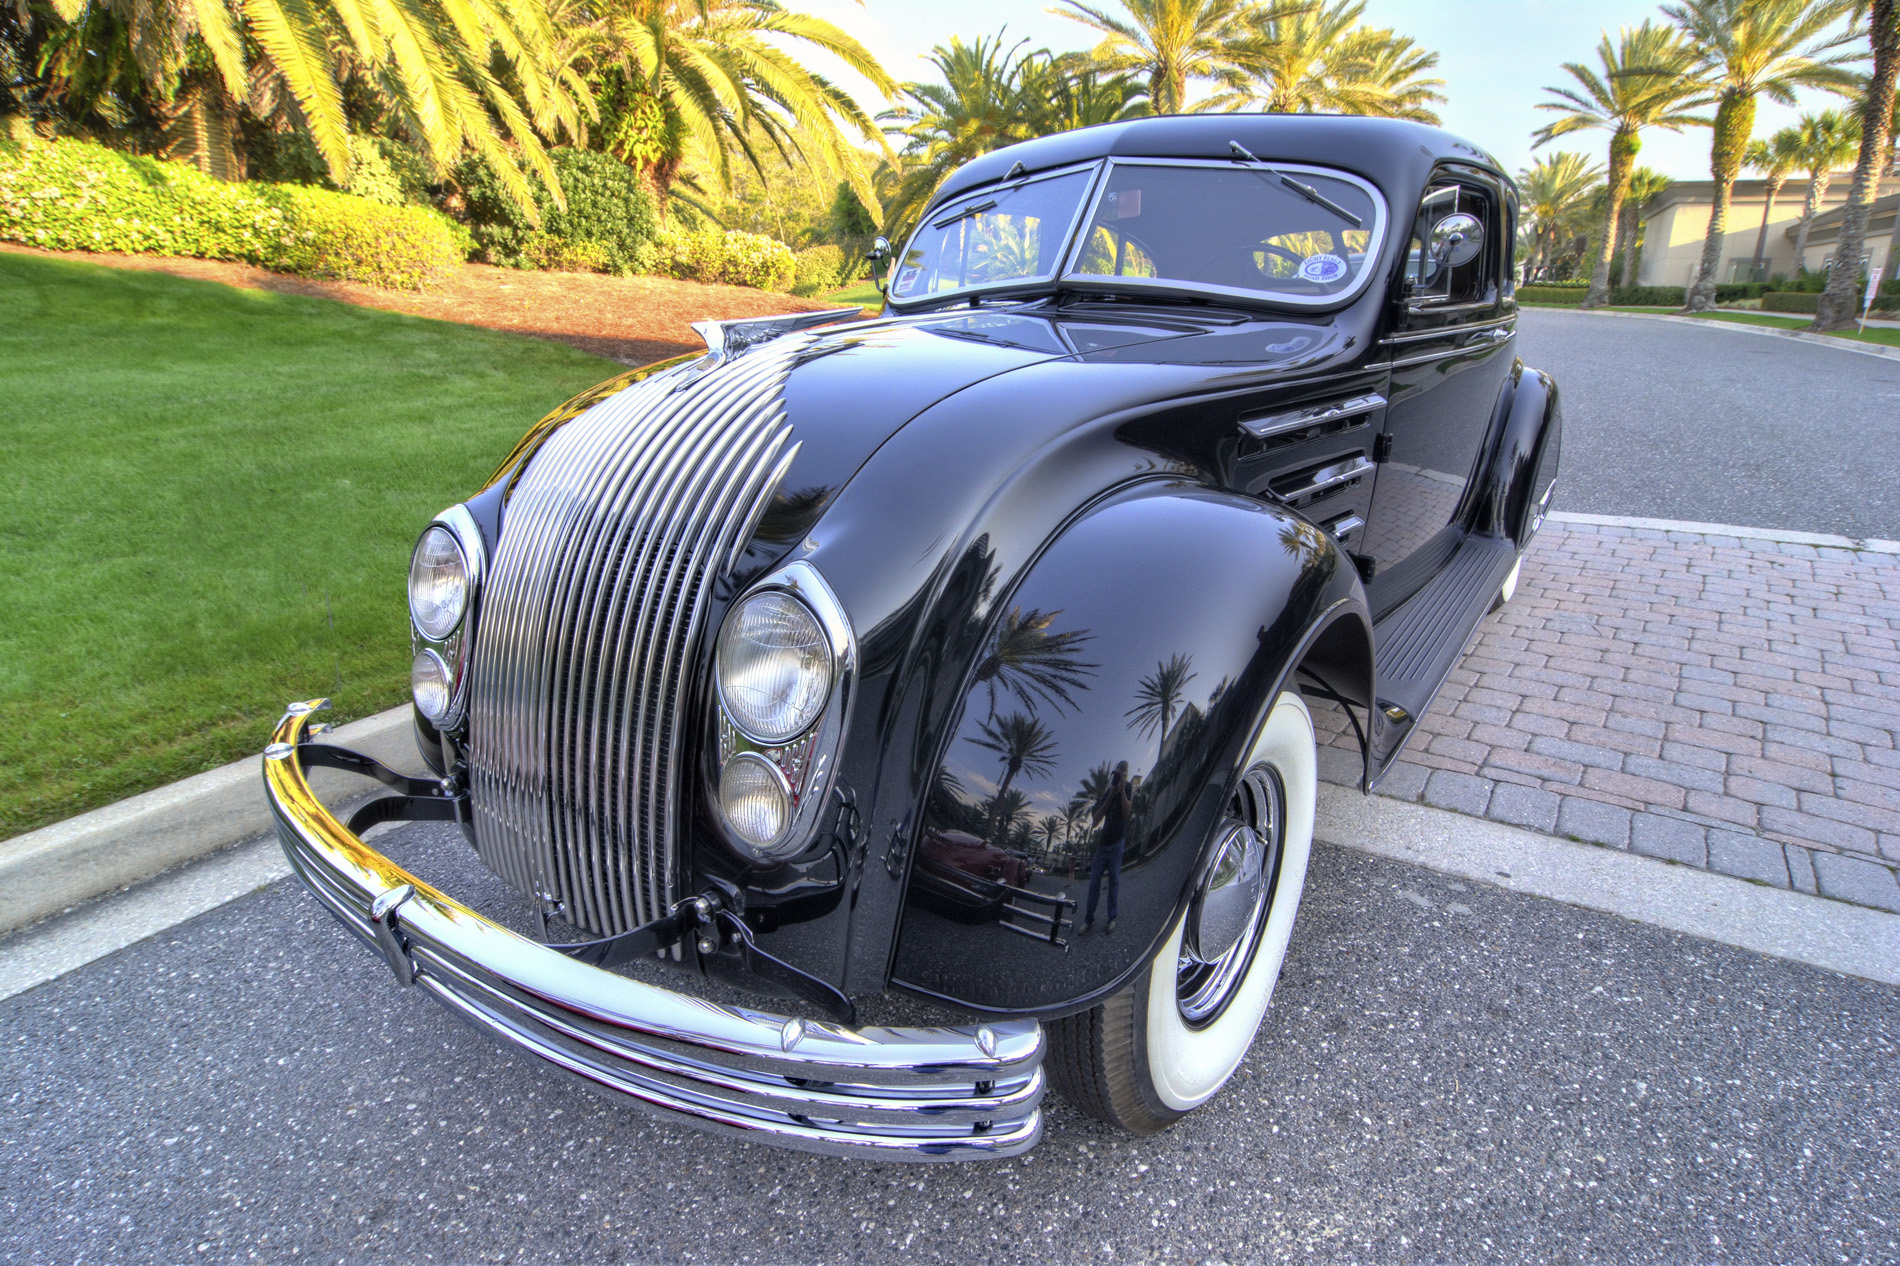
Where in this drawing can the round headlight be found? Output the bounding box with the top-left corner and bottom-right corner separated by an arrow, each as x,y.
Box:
411,648 -> 454,723
716,591 -> 832,743
409,525 -> 468,640
718,753 -> 793,854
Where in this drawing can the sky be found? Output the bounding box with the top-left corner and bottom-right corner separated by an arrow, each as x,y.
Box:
790,0 -> 1865,183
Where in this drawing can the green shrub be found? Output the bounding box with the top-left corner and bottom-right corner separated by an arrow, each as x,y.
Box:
1521,281 -> 1769,307
791,243 -> 844,296
459,148 -> 656,275
0,134 -> 463,289
518,232 -> 611,273
1763,288 -> 1900,314
260,184 -> 463,289
637,221 -> 795,291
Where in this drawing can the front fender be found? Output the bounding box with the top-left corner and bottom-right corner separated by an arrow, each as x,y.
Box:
889,480 -> 1368,1017
1467,361 -> 1561,545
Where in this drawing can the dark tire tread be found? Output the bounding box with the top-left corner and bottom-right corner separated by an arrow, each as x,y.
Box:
1046,976 -> 1184,1134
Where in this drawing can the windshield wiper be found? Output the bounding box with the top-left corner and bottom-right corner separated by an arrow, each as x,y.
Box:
1228,141 -> 1364,229
931,198 -> 997,231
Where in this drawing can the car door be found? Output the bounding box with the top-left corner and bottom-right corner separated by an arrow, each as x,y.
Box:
1358,171 -> 1516,619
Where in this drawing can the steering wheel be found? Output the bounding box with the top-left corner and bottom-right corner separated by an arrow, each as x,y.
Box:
1189,242 -> 1307,287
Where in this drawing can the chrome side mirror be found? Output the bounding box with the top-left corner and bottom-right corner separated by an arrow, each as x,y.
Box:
867,236 -> 892,295
1429,212 -> 1484,268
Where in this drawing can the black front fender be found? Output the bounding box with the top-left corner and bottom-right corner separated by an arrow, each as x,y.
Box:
889,480 -> 1368,1017
1467,360 -> 1561,545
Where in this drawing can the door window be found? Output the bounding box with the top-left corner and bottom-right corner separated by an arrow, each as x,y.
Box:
1403,182 -> 1496,308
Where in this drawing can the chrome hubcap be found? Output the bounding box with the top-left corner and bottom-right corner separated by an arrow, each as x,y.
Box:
1178,766 -> 1284,1027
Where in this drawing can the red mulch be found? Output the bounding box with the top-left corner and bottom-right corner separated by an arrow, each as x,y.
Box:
1,243 -> 849,365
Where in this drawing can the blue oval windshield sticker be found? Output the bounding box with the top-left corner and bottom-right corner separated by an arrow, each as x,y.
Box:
1298,253 -> 1348,284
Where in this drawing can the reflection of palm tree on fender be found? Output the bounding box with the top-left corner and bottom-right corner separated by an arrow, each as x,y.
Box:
970,711 -> 1059,844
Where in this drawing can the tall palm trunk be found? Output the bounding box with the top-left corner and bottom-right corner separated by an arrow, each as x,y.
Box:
1686,92 -> 1757,311
1749,172 -> 1787,278
1791,167 -> 1836,269
1585,129 -> 1639,307
1618,209 -> 1642,285
1815,0 -> 1898,330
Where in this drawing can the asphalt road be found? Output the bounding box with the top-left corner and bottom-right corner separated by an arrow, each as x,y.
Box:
5,830 -> 1896,1265
1513,309 -> 1900,540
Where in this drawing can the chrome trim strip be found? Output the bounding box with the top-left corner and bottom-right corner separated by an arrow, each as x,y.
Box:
1379,315 -> 1514,345
1388,334 -> 1514,369
1325,513 -> 1365,539
465,341 -> 809,936
1240,392 -> 1386,440
1281,454 -> 1375,500
263,704 -> 1043,1162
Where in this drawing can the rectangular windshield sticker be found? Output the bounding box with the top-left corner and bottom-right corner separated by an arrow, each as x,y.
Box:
1105,189 -> 1140,220
893,266 -> 922,296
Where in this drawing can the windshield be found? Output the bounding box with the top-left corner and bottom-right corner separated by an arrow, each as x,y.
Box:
890,167 -> 1094,303
1065,161 -> 1385,307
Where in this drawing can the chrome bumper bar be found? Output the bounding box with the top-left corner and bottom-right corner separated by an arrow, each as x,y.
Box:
262,702 -> 1043,1161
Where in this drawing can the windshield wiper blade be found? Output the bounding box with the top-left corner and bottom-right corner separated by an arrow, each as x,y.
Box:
931,198 -> 997,231
1228,141 -> 1364,228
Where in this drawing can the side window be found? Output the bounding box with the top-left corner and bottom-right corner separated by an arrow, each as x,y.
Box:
1404,182 -> 1495,308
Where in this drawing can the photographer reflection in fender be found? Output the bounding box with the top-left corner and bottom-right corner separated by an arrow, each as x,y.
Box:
1082,761 -> 1135,934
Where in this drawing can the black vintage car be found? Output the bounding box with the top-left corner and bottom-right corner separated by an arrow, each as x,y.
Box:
264,114 -> 1559,1161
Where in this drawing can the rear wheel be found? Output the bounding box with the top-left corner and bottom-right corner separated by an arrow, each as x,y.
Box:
1047,691 -> 1317,1132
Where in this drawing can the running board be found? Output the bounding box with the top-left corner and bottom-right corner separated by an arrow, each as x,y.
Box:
1367,534 -> 1519,781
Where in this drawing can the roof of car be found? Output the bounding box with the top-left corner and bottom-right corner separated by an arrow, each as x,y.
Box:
930,114 -> 1511,213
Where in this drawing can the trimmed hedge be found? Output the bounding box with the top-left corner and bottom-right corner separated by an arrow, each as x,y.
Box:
460,148 -> 657,276
1520,281 -> 1774,308
1762,289 -> 1900,314
0,135 -> 463,288
638,221 -> 795,292
791,243 -> 845,296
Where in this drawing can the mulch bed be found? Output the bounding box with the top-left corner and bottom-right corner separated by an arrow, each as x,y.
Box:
1,243 -> 848,366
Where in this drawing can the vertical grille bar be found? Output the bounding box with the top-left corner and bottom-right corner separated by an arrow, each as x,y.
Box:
465,342 -> 806,936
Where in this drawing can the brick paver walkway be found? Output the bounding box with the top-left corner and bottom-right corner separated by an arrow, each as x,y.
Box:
1311,518 -> 1900,914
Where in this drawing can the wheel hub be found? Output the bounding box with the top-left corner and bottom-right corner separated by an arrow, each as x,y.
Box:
1177,766 -> 1284,1027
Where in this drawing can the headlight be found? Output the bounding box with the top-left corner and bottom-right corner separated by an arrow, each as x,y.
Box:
409,525 -> 468,640
411,649 -> 453,723
716,591 -> 832,744
717,754 -> 793,852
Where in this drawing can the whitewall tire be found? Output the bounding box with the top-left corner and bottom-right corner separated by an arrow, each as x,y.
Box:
1047,691 -> 1317,1131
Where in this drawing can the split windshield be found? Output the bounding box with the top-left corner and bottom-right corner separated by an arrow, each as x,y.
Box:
892,160 -> 1385,309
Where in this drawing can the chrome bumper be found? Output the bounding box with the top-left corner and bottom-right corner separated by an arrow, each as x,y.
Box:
262,702 -> 1043,1161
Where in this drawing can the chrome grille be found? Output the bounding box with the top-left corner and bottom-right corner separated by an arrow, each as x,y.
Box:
466,343 -> 806,936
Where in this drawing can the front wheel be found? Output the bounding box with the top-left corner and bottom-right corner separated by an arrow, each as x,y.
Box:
1047,691 -> 1317,1133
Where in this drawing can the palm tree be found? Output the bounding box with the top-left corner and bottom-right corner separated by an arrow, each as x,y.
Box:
1035,814 -> 1065,857
1665,0 -> 1862,310
1050,0 -> 1275,115
1533,21 -> 1709,307
969,606 -> 1098,722
1126,652 -> 1198,747
880,34 -> 1047,232
571,0 -> 895,213
1220,1 -> 1445,123
970,711 -> 1060,843
1033,51 -> 1152,132
1785,108 -> 1865,265
35,0 -> 584,207
1815,1 -> 1899,329
1518,151 -> 1605,279
1617,166 -> 1675,283
1744,128 -> 1805,275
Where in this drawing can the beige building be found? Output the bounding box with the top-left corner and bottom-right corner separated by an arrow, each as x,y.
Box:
1793,191 -> 1899,277
1634,172 -> 1900,285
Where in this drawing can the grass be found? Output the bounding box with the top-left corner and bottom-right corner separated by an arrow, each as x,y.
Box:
824,277 -> 885,310
1520,298 -> 1900,347
0,251 -> 618,839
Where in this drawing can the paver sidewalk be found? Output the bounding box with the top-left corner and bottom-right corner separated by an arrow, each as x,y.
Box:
1310,518 -> 1900,914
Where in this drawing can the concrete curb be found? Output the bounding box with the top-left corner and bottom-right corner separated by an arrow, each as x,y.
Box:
1547,510 -> 1900,555
1526,304 -> 1900,362
0,706 -> 416,935
1316,783 -> 1900,987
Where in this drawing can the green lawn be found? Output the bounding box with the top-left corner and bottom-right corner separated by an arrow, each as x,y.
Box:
824,278 -> 885,309
1520,298 -> 1900,348
0,251 -> 617,839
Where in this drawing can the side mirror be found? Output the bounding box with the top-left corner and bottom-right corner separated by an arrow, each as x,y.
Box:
1428,212 -> 1484,268
867,236 -> 892,295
